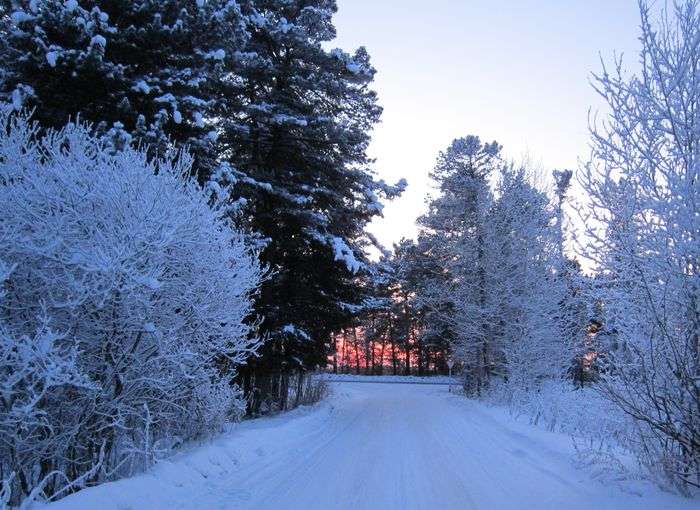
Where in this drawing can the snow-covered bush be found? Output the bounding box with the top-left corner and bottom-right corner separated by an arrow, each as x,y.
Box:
489,379 -> 631,444
0,113 -> 262,506
485,378 -> 638,485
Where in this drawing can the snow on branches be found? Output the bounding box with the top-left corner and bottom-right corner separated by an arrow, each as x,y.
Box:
579,0 -> 700,493
0,113 -> 262,506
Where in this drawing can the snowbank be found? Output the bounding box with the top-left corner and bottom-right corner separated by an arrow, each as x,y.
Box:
40,399 -> 336,510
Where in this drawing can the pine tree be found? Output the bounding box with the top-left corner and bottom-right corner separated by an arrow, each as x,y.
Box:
418,136 -> 500,393
221,0 -> 404,409
0,0 -> 247,179
389,238 -> 452,375
418,139 -> 572,393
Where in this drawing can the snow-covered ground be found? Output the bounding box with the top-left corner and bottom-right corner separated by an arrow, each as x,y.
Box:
44,382 -> 695,510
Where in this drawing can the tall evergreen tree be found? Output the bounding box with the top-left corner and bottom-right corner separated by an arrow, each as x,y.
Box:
418,136 -> 500,393
389,238 -> 452,375
218,0 -> 404,408
0,0 -> 247,179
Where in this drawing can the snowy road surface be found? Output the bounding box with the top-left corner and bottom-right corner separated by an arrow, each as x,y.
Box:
48,382 -> 695,510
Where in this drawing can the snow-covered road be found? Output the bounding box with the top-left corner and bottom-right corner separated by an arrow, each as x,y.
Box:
48,382 -> 694,510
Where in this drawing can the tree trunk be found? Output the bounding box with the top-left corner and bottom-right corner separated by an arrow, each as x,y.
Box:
378,337 -> 386,375
416,329 -> 423,376
352,327 -> 361,375
405,342 -> 411,376
390,322 -> 398,375
341,329 -> 348,373
332,335 -> 338,374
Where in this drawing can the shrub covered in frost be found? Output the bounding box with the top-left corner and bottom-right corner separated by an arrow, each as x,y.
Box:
0,113 -> 262,506
578,0 -> 700,493
485,378 -> 639,485
489,379 -> 632,445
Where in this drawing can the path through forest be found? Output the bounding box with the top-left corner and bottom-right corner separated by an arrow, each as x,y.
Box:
48,382 -> 694,510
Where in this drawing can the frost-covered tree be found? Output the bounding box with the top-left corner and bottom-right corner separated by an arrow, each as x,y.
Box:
220,0 -> 404,407
0,113 -> 262,506
0,0 -> 247,179
485,166 -> 567,389
550,169 -> 592,386
579,0 -> 700,492
419,137 -> 573,395
418,136 -> 500,394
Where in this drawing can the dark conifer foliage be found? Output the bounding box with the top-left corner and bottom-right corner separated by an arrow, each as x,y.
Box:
219,1 -> 404,410
0,0 -> 247,180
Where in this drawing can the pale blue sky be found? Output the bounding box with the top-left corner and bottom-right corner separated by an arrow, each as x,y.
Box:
332,0 -> 641,249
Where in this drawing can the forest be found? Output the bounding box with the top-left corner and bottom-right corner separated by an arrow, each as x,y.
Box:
0,0 -> 699,508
